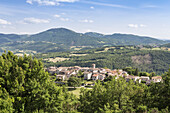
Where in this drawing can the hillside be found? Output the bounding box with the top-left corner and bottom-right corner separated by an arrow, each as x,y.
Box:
0,28 -> 167,54
35,45 -> 170,75
0,33 -> 25,44
161,43 -> 170,48
25,28 -> 166,46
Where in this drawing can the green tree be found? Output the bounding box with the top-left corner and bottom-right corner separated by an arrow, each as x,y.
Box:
68,76 -> 81,88
135,68 -> 139,76
0,51 -> 79,112
136,105 -> 147,113
0,88 -> 14,113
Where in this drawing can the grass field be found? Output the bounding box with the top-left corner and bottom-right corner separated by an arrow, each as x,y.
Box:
67,88 -> 81,98
67,87 -> 92,98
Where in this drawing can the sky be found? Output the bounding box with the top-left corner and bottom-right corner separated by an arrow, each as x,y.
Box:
0,0 -> 170,40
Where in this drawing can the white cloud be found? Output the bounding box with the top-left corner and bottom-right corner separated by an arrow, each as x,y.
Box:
26,0 -> 79,6
82,1 -> 131,9
128,24 -> 147,28
61,13 -> 66,15
140,24 -> 147,27
86,29 -> 92,32
26,0 -> 33,4
23,17 -> 50,24
143,5 -> 159,8
0,19 -> 11,25
60,18 -> 69,21
90,6 -> 94,9
80,19 -> 94,23
128,24 -> 138,28
54,14 -> 61,18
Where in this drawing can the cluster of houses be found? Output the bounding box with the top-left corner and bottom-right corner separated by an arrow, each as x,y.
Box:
46,64 -> 162,84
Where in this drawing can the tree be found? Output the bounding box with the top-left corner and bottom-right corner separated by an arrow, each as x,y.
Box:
135,68 -> 139,76
68,76 -> 81,88
79,77 -> 144,112
0,88 -> 14,113
0,51 -> 79,112
136,105 -> 147,113
148,67 -> 170,110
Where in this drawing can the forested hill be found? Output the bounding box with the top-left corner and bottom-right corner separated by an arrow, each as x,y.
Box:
35,45 -> 170,75
25,28 -> 165,46
161,43 -> 170,48
0,28 -> 168,54
0,33 -> 26,44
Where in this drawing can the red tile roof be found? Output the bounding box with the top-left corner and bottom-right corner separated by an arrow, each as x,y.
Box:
93,74 -> 99,77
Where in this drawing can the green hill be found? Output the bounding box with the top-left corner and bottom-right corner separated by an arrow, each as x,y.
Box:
25,28 -> 101,47
161,43 -> 170,48
0,33 -> 24,44
0,28 -> 167,54
26,28 -> 165,46
35,45 -> 170,75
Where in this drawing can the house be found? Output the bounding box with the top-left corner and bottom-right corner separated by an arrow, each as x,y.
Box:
152,76 -> 162,83
99,68 -> 107,74
122,71 -> 129,77
74,66 -> 81,69
56,67 -> 68,74
126,75 -> 141,83
105,69 -> 112,73
56,75 -> 66,81
81,67 -> 90,72
140,76 -> 150,82
108,72 -> 114,76
70,71 -> 77,76
92,74 -> 99,80
84,72 -> 92,80
92,69 -> 99,73
98,74 -> 106,81
47,66 -> 57,74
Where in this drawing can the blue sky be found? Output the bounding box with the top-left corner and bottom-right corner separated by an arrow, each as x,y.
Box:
0,0 -> 170,39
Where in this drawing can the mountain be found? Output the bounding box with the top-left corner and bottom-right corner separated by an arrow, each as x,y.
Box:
103,33 -> 164,45
84,32 -> 105,38
25,28 -> 101,47
0,28 -> 167,54
0,33 -> 24,44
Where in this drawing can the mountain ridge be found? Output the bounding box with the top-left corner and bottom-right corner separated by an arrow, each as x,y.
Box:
0,28 -> 168,53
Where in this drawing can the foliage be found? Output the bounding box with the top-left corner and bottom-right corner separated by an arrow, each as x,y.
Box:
0,51 -> 79,112
68,76 -> 81,88
79,74 -> 170,112
0,51 -> 169,112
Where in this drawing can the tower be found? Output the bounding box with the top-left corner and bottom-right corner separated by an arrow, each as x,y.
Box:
92,64 -> 96,69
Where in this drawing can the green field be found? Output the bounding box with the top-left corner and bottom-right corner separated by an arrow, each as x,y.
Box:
68,88 -> 81,97
67,87 -> 93,98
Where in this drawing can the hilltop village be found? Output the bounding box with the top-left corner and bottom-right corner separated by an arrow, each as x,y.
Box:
46,64 -> 162,85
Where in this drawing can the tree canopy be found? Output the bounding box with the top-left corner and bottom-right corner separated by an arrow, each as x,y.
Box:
0,51 -> 79,112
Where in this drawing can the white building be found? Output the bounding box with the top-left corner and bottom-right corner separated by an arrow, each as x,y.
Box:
84,72 -> 92,80
140,76 -> 150,82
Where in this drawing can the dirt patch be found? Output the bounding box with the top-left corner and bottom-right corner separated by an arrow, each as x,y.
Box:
70,54 -> 87,56
131,54 -> 152,65
44,57 -> 70,63
95,47 -> 114,53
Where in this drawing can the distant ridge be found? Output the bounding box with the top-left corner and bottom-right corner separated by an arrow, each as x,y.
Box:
0,28 -> 168,53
